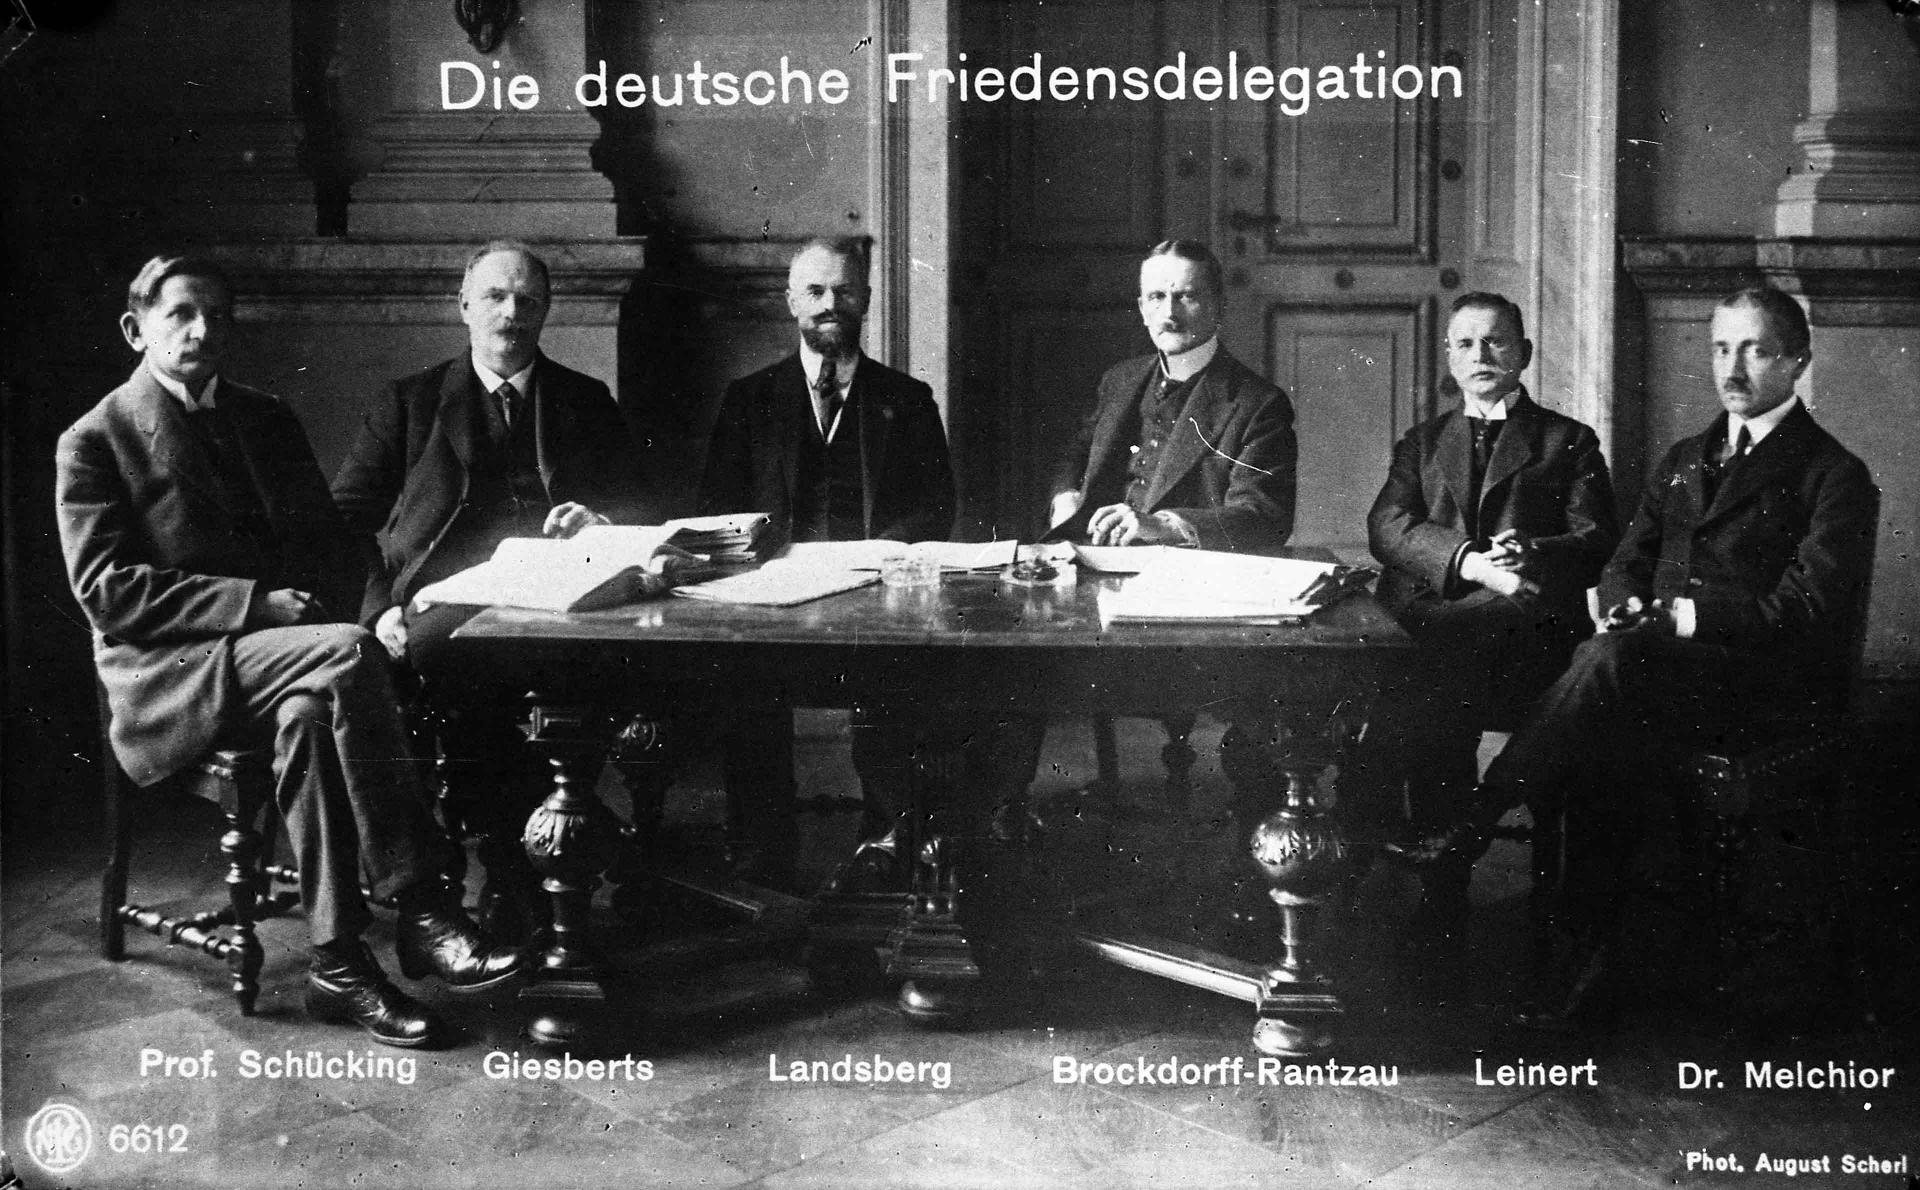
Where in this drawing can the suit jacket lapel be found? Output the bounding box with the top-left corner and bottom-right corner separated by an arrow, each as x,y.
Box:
1435,408 -> 1474,518
851,362 -> 890,507
1477,396 -> 1539,509
130,370 -> 229,507
1706,402 -> 1812,518
1144,356 -> 1232,509
1086,355 -> 1157,496
774,354 -> 811,508
436,356 -> 487,474
1686,413 -> 1730,520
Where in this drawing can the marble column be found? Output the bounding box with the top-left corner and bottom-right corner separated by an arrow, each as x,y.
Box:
1774,0 -> 1920,237
352,0 -> 615,240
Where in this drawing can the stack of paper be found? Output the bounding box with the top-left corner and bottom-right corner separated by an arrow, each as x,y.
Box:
662,512 -> 772,562
1098,550 -> 1371,624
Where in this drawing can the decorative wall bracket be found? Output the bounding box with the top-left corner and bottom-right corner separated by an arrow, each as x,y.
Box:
454,0 -> 521,53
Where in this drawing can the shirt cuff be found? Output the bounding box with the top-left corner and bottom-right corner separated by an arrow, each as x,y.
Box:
1671,596 -> 1697,639
1446,541 -> 1474,591
1154,510 -> 1201,547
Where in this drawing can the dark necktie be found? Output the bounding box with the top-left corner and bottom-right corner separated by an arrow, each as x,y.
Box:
814,358 -> 841,439
1702,424 -> 1751,504
1158,372 -> 1190,407
495,381 -> 524,434
1468,416 -> 1502,471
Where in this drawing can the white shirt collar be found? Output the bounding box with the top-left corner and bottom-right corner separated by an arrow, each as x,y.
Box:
1161,335 -> 1220,383
799,342 -> 861,391
1462,384 -> 1522,421
149,360 -> 219,411
1727,395 -> 1798,450
472,353 -> 537,397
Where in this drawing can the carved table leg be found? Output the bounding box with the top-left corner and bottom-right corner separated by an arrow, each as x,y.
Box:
887,736 -> 982,1023
1225,711 -> 1352,1057
518,705 -> 619,1047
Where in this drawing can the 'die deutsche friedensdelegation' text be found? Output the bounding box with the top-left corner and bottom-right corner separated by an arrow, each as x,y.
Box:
441,50 -> 1464,119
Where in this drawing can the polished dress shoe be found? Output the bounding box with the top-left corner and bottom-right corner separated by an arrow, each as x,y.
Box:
822,826 -> 906,895
395,893 -> 528,992
1382,787 -> 1513,867
307,943 -> 444,1048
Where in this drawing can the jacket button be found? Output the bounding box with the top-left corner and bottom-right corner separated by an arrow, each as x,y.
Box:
1686,577 -> 1703,589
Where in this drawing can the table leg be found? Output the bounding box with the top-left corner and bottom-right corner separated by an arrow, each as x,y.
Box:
1247,763 -> 1347,1056
517,705 -> 619,1047
886,736 -> 982,1023
1226,711 -> 1353,1056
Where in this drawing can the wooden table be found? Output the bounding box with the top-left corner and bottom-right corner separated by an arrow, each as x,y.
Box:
455,571 -> 1416,1055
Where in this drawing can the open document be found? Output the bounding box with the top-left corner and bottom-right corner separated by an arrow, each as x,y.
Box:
771,539 -> 1019,572
1098,549 -> 1374,624
412,525 -> 715,613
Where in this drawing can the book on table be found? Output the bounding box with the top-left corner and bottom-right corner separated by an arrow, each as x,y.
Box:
411,524 -> 727,613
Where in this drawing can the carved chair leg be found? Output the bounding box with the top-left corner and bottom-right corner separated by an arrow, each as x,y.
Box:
220,810 -> 265,1016
101,765 -> 131,961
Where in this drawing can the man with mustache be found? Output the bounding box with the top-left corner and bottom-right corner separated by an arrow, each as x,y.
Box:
1391,286 -> 1878,1024
1366,292 -> 1618,957
1046,239 -> 1296,551
59,255 -> 524,1047
332,240 -> 645,939
700,236 -> 956,884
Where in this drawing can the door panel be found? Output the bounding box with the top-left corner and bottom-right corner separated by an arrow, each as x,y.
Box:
955,0 -> 1532,551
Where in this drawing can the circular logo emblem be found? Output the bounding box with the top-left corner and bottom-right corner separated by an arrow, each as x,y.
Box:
24,1102 -> 93,1175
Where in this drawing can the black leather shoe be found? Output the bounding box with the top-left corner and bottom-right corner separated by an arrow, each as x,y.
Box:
822,826 -> 905,895
395,896 -> 528,992
307,944 -> 444,1048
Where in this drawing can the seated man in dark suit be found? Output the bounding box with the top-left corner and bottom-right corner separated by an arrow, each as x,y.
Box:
1047,239 -> 1296,552
331,241 -> 647,936
1366,292 -> 1618,943
1392,286 -> 1878,1022
700,236 -> 956,881
1039,239 -> 1298,835
58,255 -> 523,1048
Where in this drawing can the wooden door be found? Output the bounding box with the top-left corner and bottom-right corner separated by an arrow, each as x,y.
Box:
953,0 -> 1538,553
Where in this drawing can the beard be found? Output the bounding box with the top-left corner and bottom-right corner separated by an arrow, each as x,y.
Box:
800,314 -> 861,355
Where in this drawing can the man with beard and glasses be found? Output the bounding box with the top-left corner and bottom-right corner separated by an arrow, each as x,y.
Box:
1389,286 -> 1878,1026
699,236 -> 956,886
331,240 -> 647,942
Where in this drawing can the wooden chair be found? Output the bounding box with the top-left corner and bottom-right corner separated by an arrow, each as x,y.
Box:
98,697 -> 300,1016
1522,513 -> 1878,1017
